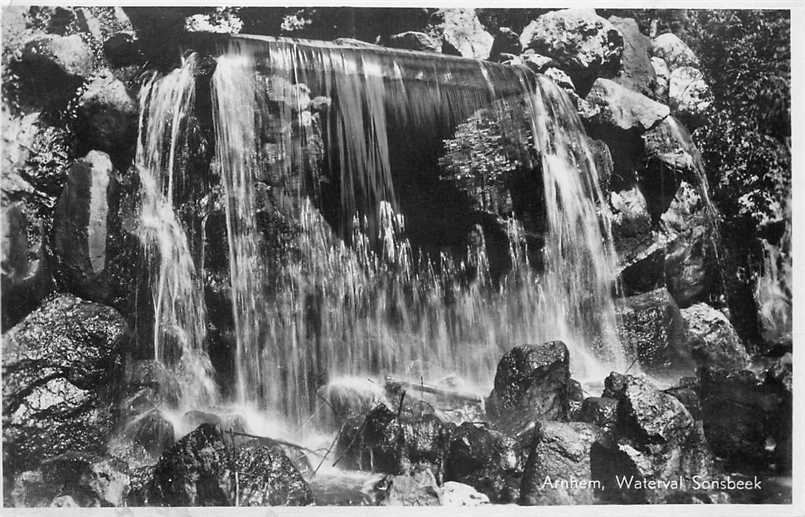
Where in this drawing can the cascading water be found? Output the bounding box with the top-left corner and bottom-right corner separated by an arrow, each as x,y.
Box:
202,36 -> 626,424
135,53 -> 217,409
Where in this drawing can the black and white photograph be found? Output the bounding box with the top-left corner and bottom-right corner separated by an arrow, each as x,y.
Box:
0,3 -> 800,512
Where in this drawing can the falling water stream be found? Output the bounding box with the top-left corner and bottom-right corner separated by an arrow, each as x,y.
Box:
135,36 -> 626,438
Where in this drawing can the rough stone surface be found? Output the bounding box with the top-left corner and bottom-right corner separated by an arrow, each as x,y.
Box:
651,56 -> 670,100
583,78 -> 669,132
615,288 -> 692,371
486,342 -> 570,434
39,452 -> 130,507
520,421 -> 603,505
543,67 -> 575,91
520,9 -> 623,87
444,422 -> 524,503
592,373 -> 716,503
668,66 -> 712,126
148,424 -> 312,506
520,51 -> 556,73
15,33 -> 94,108
76,74 -> 138,159
681,303 -> 749,369
651,32 -> 699,71
373,467 -> 441,506
699,367 -> 791,472
608,16 -> 657,98
578,396 -> 618,433
387,31 -> 441,52
432,9 -> 494,59
2,294 -> 127,474
610,186 -> 652,258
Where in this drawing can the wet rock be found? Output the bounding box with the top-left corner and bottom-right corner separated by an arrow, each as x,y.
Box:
520,9 -> 623,88
432,9 -> 494,60
75,74 -> 138,160
617,239 -> 667,296
583,78 -> 669,132
668,66 -> 712,126
486,342 -> 570,434
520,51 -> 555,73
335,403 -> 452,479
40,452 -> 130,507
148,423 -> 312,506
2,294 -> 126,473
15,34 -> 94,108
651,32 -> 699,71
488,27 -> 522,62
373,466 -> 441,506
698,367 -> 791,472
444,422 -> 524,503
440,481 -> 490,506
52,151 -> 115,302
387,31 -> 441,52
662,378 -> 701,420
608,16 -> 657,98
591,373 -> 716,503
120,409 -> 175,457
103,31 -> 143,66
520,421 -> 603,505
578,397 -> 618,432
651,56 -> 670,100
680,303 -> 749,369
615,288 -> 692,371
232,441 -> 313,506
1,200 -> 51,329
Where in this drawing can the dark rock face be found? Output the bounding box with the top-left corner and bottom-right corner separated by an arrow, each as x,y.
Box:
2,294 -> 127,474
53,151 -> 115,302
486,342 -> 570,434
488,27 -> 522,62
520,9 -> 623,89
387,31 -> 441,52
75,74 -> 138,163
578,397 -> 618,432
15,33 -> 94,108
148,423 -> 312,506
608,16 -> 657,98
372,466 -> 441,506
680,303 -> 749,369
444,422 -> 524,503
592,373 -> 716,503
609,186 -> 652,260
40,452 -> 131,507
335,403 -> 452,479
698,367 -> 791,472
520,421 -> 603,505
615,288 -> 692,371
103,30 -> 143,66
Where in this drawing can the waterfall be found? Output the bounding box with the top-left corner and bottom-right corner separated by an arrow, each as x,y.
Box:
135,53 -> 217,409
203,36 -> 625,423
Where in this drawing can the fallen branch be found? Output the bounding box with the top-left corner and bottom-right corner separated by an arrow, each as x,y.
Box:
225,430 -> 324,458
385,376 -> 484,403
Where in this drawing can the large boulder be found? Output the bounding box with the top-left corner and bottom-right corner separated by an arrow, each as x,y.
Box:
614,288 -> 691,371
148,424 -> 312,506
2,294 -> 127,474
583,78 -> 669,132
431,9 -> 494,59
609,186 -> 652,259
75,73 -> 138,161
519,421 -> 603,505
38,452 -> 130,507
15,33 -> 94,108
335,403 -> 452,479
387,31 -> 441,52
578,396 -> 618,433
668,66 -> 712,126
591,373 -> 717,503
698,367 -> 791,472
440,481 -> 490,506
520,9 -> 623,88
102,30 -> 143,67
608,16 -> 657,98
650,32 -> 699,71
486,342 -> 570,434
444,422 -> 524,503
680,303 -> 749,369
52,151 -> 115,302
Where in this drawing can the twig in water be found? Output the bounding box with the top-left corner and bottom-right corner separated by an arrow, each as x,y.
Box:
225,430 -> 324,458
331,403 -> 380,468
624,356 -> 640,374
314,427 -> 341,476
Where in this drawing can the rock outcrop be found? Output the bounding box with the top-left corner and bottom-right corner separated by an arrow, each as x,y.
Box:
681,303 -> 749,369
